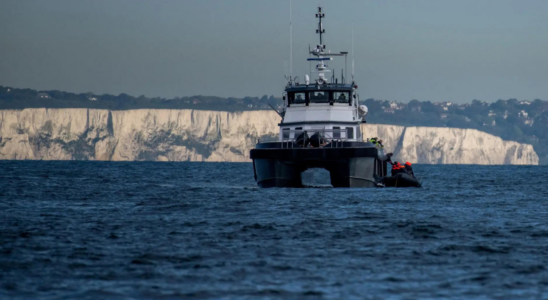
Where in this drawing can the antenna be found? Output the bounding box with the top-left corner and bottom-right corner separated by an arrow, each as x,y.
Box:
268,103 -> 283,118
351,26 -> 355,80
308,44 -> 312,77
345,53 -> 347,83
283,58 -> 288,80
289,0 -> 293,82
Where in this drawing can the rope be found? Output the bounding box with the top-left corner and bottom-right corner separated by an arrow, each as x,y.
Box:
348,176 -> 378,184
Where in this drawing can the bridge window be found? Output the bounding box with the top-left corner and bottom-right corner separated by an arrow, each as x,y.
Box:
309,91 -> 330,103
333,126 -> 341,139
334,92 -> 350,103
289,90 -> 351,105
346,127 -> 354,139
289,92 -> 307,104
282,128 -> 290,139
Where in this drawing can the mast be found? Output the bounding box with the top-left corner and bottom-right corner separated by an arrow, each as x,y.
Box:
307,7 -> 349,85
316,7 -> 325,46
309,7 -> 330,84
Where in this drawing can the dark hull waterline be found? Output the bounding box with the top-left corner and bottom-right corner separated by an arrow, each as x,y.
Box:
251,142 -> 388,188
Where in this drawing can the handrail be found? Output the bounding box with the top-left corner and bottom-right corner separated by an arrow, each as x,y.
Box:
273,128 -> 358,149
258,127 -> 377,149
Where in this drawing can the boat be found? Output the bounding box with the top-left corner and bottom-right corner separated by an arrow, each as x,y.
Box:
250,6 -> 390,188
376,173 -> 422,188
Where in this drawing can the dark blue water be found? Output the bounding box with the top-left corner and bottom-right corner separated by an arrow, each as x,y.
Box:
1,161 -> 548,299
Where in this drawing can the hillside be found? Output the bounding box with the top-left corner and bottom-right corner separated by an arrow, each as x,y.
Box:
0,108 -> 538,165
1,85 -> 547,163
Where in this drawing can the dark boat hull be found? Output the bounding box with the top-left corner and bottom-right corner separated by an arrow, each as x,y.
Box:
250,142 -> 388,188
382,173 -> 422,188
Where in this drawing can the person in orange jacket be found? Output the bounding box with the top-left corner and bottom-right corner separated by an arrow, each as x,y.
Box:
404,162 -> 414,177
391,161 -> 404,176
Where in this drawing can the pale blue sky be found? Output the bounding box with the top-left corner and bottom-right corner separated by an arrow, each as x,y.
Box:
1,0 -> 547,103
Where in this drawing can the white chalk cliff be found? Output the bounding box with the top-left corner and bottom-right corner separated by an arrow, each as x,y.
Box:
0,109 -> 539,165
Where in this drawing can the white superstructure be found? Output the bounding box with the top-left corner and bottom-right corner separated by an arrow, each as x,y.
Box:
278,7 -> 367,143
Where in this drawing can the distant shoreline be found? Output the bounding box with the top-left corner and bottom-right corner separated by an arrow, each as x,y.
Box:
2,85 -> 548,164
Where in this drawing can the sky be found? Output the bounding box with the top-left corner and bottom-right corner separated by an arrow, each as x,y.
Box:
1,0 -> 547,103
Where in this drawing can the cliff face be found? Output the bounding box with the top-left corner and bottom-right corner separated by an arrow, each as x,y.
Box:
365,124 -> 538,165
0,109 -> 278,162
0,109 -> 539,165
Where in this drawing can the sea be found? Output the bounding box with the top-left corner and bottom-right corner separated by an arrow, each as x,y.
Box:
1,161 -> 547,300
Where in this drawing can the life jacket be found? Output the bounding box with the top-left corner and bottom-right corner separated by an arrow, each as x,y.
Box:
391,166 -> 399,176
394,163 -> 408,174
392,163 -> 403,175
404,162 -> 414,176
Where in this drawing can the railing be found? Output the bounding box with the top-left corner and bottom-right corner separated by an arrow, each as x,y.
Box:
289,83 -> 352,88
259,129 -> 358,149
